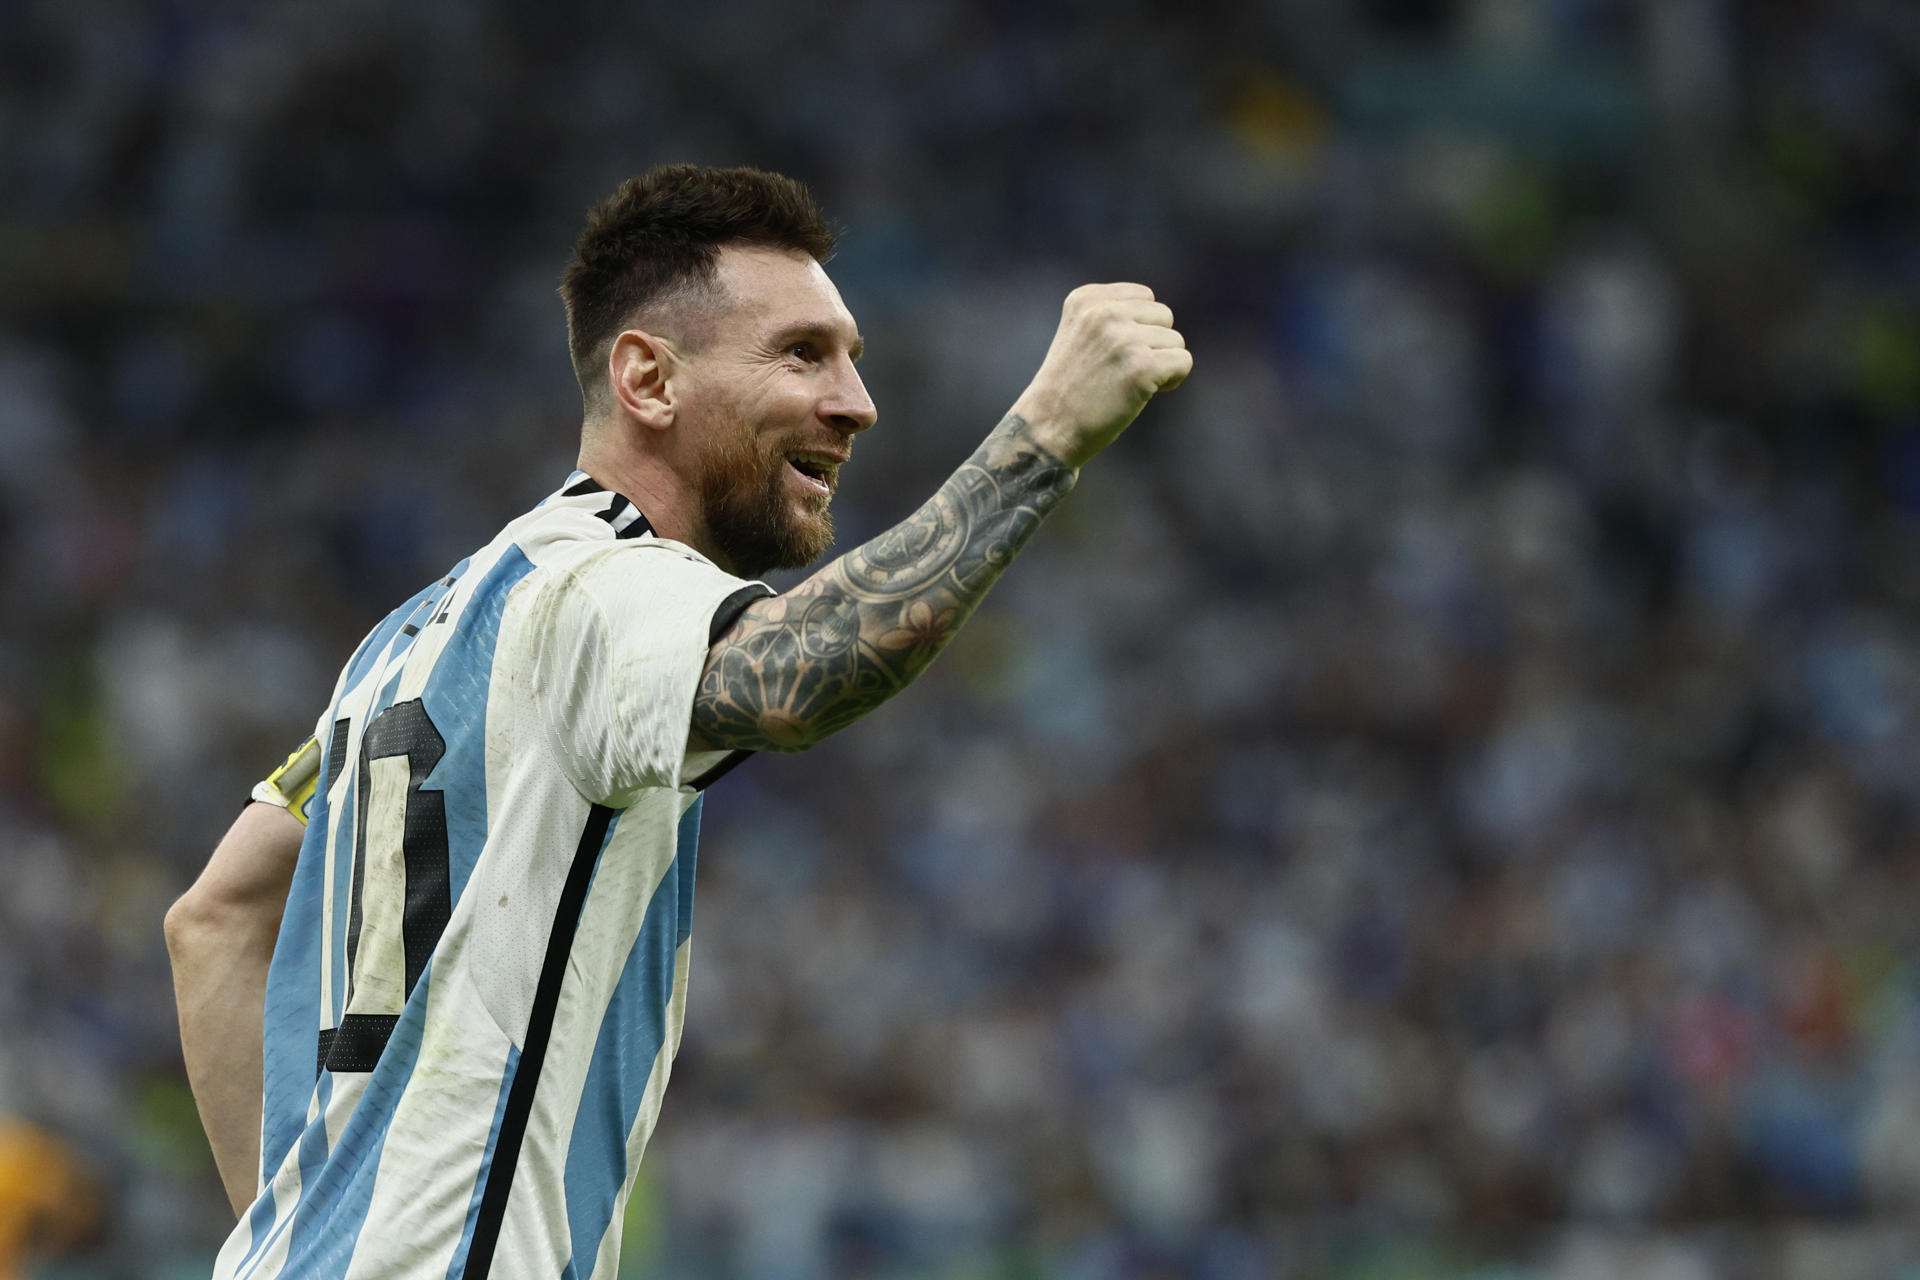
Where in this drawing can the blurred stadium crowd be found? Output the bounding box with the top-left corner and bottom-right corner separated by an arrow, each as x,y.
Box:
4,0 -> 1920,1277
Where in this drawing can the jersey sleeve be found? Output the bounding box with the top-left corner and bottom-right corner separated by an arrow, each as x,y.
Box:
531,546 -> 772,803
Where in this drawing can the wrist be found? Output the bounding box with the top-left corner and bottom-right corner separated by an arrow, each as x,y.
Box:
1003,398 -> 1088,471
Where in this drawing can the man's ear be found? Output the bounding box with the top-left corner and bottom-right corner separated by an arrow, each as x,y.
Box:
608,330 -> 679,430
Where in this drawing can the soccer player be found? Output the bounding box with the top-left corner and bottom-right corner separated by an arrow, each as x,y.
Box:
164,164 -> 1189,1279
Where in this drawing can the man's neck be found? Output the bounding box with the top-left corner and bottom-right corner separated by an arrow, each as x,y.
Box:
574,432 -> 728,569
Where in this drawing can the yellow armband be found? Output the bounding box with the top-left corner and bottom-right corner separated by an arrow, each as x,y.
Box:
251,736 -> 323,826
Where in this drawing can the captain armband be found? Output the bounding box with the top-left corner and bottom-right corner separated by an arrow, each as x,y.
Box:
251,736 -> 323,826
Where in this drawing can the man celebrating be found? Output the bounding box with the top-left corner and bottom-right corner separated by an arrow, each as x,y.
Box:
165,164 -> 1189,1280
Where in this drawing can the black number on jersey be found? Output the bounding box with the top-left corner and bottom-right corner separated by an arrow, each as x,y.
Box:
317,699 -> 451,1076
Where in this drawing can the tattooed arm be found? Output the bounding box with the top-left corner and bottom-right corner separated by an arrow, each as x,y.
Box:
688,282 -> 1192,753
689,413 -> 1074,750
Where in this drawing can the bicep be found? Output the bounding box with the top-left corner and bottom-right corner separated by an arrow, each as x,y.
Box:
687,582 -> 881,754
688,592 -> 784,754
180,802 -> 305,920
685,587 -> 785,756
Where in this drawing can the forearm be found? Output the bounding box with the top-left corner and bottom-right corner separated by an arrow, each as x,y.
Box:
168,903 -> 276,1215
691,412 -> 1076,750
165,801 -> 304,1216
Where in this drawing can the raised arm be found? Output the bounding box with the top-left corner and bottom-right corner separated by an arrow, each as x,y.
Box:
689,282 -> 1190,752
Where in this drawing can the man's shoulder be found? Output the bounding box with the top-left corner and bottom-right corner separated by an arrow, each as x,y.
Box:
495,525 -> 756,660
461,481 -> 769,655
520,537 -> 762,645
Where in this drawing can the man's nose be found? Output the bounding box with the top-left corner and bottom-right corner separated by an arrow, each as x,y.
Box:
821,361 -> 877,435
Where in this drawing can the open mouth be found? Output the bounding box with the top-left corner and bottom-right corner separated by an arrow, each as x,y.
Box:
785,451 -> 841,496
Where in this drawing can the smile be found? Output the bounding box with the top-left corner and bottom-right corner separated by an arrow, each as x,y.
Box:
785,450 -> 842,496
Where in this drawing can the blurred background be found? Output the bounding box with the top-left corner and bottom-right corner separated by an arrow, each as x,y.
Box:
4,0 -> 1920,1276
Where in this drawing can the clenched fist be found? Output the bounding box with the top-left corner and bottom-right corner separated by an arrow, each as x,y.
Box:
1010,283 -> 1192,470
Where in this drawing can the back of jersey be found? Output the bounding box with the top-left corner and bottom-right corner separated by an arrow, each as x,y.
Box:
215,477 -> 764,1280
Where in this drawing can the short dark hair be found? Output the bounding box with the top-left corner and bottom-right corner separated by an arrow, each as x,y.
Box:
560,164 -> 836,404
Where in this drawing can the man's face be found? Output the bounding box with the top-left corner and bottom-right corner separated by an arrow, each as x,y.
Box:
675,245 -> 875,578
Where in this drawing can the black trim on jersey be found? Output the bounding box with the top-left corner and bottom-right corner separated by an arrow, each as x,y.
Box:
316,1014 -> 399,1076
596,493 -> 657,540
567,472 -> 657,538
687,750 -> 752,792
463,802 -> 616,1279
708,583 -> 775,645
326,718 -> 352,792
399,622 -> 419,636
595,493 -> 632,525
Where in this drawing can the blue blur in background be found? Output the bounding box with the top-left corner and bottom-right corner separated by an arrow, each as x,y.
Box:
3,1 -> 1920,1277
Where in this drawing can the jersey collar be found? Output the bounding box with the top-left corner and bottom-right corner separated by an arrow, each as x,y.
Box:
558,470 -> 654,540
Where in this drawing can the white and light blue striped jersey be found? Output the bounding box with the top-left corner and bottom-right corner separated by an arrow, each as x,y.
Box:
213,473 -> 771,1280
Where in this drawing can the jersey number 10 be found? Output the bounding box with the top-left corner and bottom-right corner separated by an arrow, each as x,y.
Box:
317,699 -> 451,1076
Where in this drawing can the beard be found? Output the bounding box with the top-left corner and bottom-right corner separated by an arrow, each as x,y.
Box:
693,413 -> 837,579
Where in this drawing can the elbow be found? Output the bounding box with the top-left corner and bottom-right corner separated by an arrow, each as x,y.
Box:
754,705 -> 859,753
691,709 -> 831,755
164,888 -> 274,959
163,893 -> 216,960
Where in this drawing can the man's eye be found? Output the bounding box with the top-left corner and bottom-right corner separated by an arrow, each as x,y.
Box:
789,344 -> 813,361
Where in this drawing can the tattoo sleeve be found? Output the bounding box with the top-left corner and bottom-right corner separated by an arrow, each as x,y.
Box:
689,413 -> 1077,752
